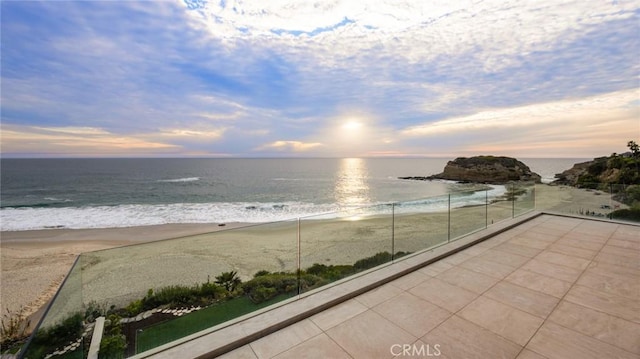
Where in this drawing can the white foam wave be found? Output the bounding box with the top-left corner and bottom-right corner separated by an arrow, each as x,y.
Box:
0,187 -> 513,231
43,197 -> 73,202
157,177 -> 200,183
0,202 -> 341,231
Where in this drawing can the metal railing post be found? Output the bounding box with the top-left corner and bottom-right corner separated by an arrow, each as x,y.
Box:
511,183 -> 515,218
609,183 -> 613,220
297,217 -> 301,295
391,203 -> 395,260
485,189 -> 488,228
447,194 -> 451,242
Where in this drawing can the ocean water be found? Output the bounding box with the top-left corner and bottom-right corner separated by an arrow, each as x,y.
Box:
0,158 -> 583,231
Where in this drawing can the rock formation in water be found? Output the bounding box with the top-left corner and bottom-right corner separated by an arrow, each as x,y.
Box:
400,156 -> 541,184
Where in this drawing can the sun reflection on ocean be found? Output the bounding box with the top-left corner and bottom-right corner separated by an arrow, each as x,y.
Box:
334,158 -> 371,209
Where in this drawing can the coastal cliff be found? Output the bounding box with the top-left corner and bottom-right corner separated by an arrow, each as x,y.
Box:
401,156 -> 541,184
553,153 -> 639,186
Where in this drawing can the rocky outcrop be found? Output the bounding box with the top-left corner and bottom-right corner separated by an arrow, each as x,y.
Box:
552,153 -> 639,186
401,156 -> 541,184
552,161 -> 592,185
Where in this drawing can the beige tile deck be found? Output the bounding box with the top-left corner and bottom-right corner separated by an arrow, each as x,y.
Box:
272,334 -> 352,359
436,266 -> 500,294
156,214 -> 640,359
372,292 -> 451,338
505,268 -> 573,298
483,281 -> 560,318
421,315 -> 522,359
325,310 -> 416,358
457,296 -> 544,346
408,277 -> 478,313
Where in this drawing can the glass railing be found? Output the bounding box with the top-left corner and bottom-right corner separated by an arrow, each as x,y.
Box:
535,182 -> 639,223
19,182 -> 536,359
299,204 -> 394,295
20,258 -> 85,359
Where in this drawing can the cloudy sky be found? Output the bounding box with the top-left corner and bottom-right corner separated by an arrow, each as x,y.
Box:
1,0 -> 638,158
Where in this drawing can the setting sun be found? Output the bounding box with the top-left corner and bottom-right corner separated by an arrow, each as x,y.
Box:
342,120 -> 363,131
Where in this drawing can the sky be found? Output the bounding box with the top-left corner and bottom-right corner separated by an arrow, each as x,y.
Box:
1,0 -> 639,158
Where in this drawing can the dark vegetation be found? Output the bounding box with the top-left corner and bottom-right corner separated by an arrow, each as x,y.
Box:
452,155 -> 523,168
555,140 -> 640,221
0,306 -> 31,353
20,313 -> 83,359
22,250 -> 409,358
99,314 -> 126,359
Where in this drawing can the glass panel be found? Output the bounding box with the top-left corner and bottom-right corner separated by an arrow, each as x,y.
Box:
298,204 -> 393,294
65,220 -> 298,357
513,182 -> 536,217
449,190 -> 488,240
393,195 -> 449,254
135,220 -> 298,355
607,183 -> 638,222
535,183 -> 638,222
536,183 -> 614,218
487,185 -> 512,225
21,258 -> 84,359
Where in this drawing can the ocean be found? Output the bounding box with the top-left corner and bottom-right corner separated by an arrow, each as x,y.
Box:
0,158 -> 584,231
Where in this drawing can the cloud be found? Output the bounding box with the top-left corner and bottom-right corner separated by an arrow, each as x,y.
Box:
257,140 -> 324,153
31,126 -> 112,136
402,90 -> 638,136
1,125 -> 180,156
185,0 -> 637,70
152,128 -> 227,140
1,0 -> 638,158
195,112 -> 244,121
401,89 -> 639,157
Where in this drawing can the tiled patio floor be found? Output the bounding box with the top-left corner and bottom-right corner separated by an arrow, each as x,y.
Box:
220,215 -> 640,359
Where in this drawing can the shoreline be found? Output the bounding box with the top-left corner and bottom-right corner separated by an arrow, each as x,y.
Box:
1,184 -> 627,329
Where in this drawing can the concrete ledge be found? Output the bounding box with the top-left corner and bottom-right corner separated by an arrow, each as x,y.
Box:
137,211 -> 542,359
540,210 -> 640,227
87,316 -> 105,359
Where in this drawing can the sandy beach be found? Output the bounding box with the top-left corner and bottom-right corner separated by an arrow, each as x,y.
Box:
0,223 -> 243,322
0,184 -> 626,329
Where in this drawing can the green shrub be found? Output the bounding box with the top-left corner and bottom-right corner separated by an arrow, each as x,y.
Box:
143,285 -> 198,308
99,314 -> 126,359
243,273 -> 325,304
305,263 -> 354,281
297,274 -> 327,292
253,270 -> 271,277
99,334 -> 126,359
132,282 -> 228,312
610,208 -> 640,222
576,174 -> 600,188
587,158 -> 608,175
306,263 -> 330,276
1,306 -> 31,349
251,286 -> 277,303
45,312 -> 83,345
125,299 -> 144,317
353,252 -> 393,271
215,271 -> 242,292
200,282 -> 225,298
84,300 -> 107,323
625,185 -> 640,204
26,312 -> 84,357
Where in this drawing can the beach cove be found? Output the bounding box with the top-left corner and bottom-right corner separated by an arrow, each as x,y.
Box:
1,184 -> 624,328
